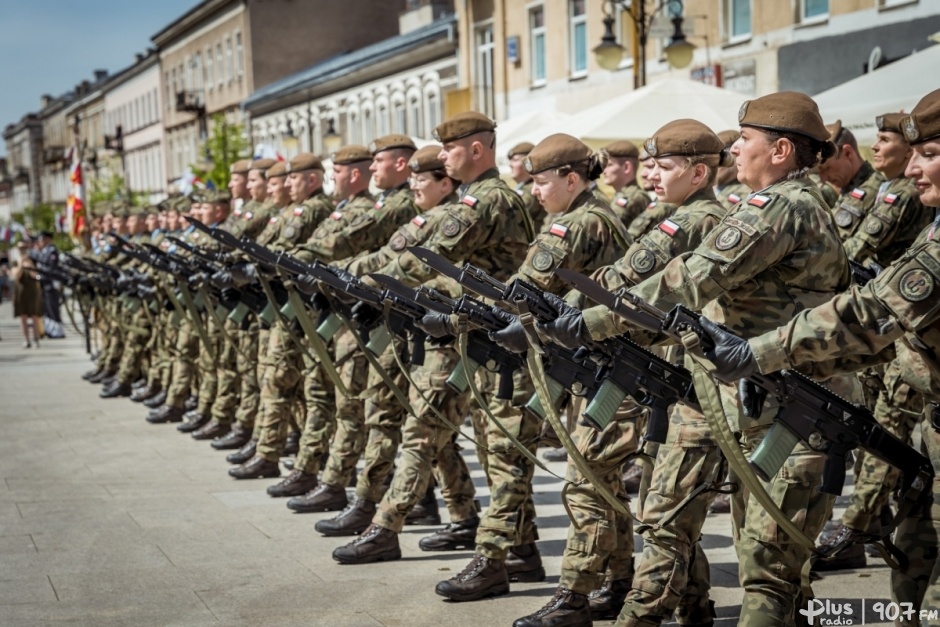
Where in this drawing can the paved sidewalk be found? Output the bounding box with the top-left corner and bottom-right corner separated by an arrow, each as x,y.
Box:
0,311 -> 895,626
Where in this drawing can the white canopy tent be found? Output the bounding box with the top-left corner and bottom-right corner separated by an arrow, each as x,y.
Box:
494,109 -> 574,166
814,45 -> 940,145
564,78 -> 748,147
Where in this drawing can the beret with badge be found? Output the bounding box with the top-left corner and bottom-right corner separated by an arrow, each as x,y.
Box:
230,159 -> 251,175
524,133 -> 594,175
603,140 -> 640,160
644,119 -> 734,168
901,88 -> 940,145
369,134 -> 416,156
248,158 -> 277,173
875,113 -> 905,135
507,141 -> 535,159
738,91 -> 836,160
408,145 -> 446,173
434,111 -> 496,143
266,161 -> 288,178
332,144 -> 373,165
286,153 -> 324,173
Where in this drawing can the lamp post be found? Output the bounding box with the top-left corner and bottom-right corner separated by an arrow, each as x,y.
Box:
593,0 -> 696,88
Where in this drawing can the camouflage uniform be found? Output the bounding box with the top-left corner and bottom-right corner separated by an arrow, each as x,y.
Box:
583,178 -> 861,626
714,181 -> 750,211
164,225 -> 204,411
560,190 -> 726,605
611,183 -> 651,229
114,228 -> 155,386
626,201 -> 676,240
829,161 -> 885,245
515,179 -> 547,233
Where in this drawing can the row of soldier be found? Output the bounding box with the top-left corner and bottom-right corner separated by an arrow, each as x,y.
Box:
69,86 -> 940,627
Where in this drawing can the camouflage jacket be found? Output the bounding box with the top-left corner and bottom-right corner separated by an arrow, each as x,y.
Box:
714,181 -> 750,211
750,215 -> 940,402
257,190 -> 333,253
292,190 -> 380,264
611,182 -> 650,229
830,161 -> 886,243
842,176 -> 932,267
225,199 -> 278,241
516,180 -> 547,233
626,200 -> 676,240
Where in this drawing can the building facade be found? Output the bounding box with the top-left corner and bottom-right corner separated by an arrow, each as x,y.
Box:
2,114 -> 43,213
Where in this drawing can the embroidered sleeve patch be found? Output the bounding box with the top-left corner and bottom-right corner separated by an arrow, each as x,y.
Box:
658,219 -> 680,236
461,195 -> 479,207
850,188 -> 866,200
374,201 -> 384,210
411,215 -> 427,228
330,211 -> 343,220
747,194 -> 771,208
549,223 -> 569,239
727,193 -> 742,204
616,197 -> 628,207
293,207 -> 304,216
884,193 -> 898,205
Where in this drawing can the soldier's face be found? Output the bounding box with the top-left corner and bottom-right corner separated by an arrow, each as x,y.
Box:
439,139 -> 471,181
508,155 -> 528,182
906,139 -> 940,207
639,158 -> 656,191
411,172 -> 451,211
531,170 -> 578,215
157,213 -> 168,230
268,176 -> 290,206
648,156 -> 699,205
166,211 -> 181,231
731,128 -> 776,191
603,158 -> 628,189
288,170 -> 316,202
332,164 -> 352,200
145,214 -> 158,231
247,170 -> 267,202
871,132 -> 912,177
370,151 -> 404,190
817,144 -> 856,189
229,173 -> 247,199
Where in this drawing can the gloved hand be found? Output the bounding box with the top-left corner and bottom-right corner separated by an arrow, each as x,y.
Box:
414,312 -> 455,338
328,266 -> 358,284
137,284 -> 157,299
699,317 -> 758,382
572,345 -> 610,367
541,291 -> 578,316
309,291 -> 330,313
229,262 -> 257,287
294,273 -> 319,296
187,272 -> 207,288
537,310 -> 589,350
211,270 -> 236,289
488,308 -> 528,354
351,301 -> 382,327
738,379 -> 768,418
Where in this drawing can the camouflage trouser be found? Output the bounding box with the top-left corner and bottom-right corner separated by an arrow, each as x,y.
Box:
470,397 -> 492,484
843,360 -> 924,531
293,354 -> 337,476
374,346 -> 476,532
255,324 -> 304,461
560,401 -> 639,595
250,327 -> 271,440
99,301 -> 125,371
233,320 -> 261,431
195,315 -> 222,416
891,413 -> 939,624
166,318 -> 199,408
116,307 -> 151,385
158,318 -> 180,392
617,403 -> 723,627
210,318 -> 242,424
320,328 -> 368,488
356,335 -> 410,504
475,368 -> 539,561
145,309 -> 168,388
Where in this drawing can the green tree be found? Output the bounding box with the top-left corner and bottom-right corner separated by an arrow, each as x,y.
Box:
191,114 -> 250,190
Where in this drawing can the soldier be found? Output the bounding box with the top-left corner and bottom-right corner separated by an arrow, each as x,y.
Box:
508,141 -> 546,230
700,86 -> 940,621
713,130 -> 750,211
538,91 -> 861,626
626,149 -> 676,241
602,140 -> 649,228
131,204 -> 170,403
503,120 -> 729,627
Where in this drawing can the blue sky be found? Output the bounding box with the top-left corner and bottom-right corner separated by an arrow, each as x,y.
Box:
0,0 -> 198,156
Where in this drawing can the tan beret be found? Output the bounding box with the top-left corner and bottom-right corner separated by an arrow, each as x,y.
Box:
644,119 -> 724,159
716,130 -> 740,147
825,119 -> 846,143
901,89 -> 940,144
875,113 -> 905,135
286,153 -> 323,173
230,159 -> 251,175
266,161 -> 288,178
524,133 -> 592,174
603,140 -> 639,159
249,158 -> 277,172
408,145 -> 445,173
434,111 -> 496,143
738,91 -> 830,143
507,142 -> 535,159
206,188 -> 232,204
369,134 -> 416,156
332,144 -> 373,165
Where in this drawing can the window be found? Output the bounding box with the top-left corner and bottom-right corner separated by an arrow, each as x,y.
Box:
724,0 -> 751,41
394,101 -> 406,134
362,107 -> 374,144
800,0 -> 828,21
206,47 -> 214,92
226,36 -> 234,83
170,68 -> 178,108
407,97 -> 422,137
194,52 -> 203,93
216,43 -> 224,88
569,0 -> 588,77
475,24 -> 495,118
235,31 -> 244,78
530,6 -> 546,85
426,91 -> 440,133
377,103 -> 389,137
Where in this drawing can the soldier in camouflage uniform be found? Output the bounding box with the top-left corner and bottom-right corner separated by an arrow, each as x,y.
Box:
209,157 -> 279,451
227,152 -> 334,479
702,86 -> 940,625
602,140 -> 650,229
506,120 -> 729,627
540,93 -> 864,627
625,151 -> 675,240
508,142 -> 547,231
713,130 -> 751,211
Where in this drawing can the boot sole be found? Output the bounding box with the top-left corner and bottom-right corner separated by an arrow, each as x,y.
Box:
508,566 -> 546,583
333,548 -> 402,565
288,501 -> 348,513
212,439 -> 251,450
315,525 -> 369,537
229,471 -> 281,480
267,486 -> 317,498
434,583 -> 510,602
419,539 -> 476,552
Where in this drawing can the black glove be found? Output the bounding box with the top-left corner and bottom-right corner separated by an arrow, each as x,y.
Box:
488,308 -> 528,354
211,270 -> 236,290
699,317 -> 758,382
187,272 -> 207,288
541,291 -> 578,316
414,312 -> 455,338
294,273 -> 320,296
738,379 -> 768,418
351,301 -> 381,327
572,345 -> 611,367
329,266 -> 357,284
537,310 -> 589,350
229,262 -> 257,287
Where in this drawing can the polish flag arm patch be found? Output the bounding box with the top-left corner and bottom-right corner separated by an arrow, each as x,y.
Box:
616,197 -> 628,207
728,193 -> 741,204
461,195 -> 479,207
884,193 -> 898,205
549,223 -> 569,239
747,194 -> 771,208
658,219 -> 680,236
850,188 -> 866,200
411,215 -> 427,228
293,207 -> 304,216
330,211 -> 343,220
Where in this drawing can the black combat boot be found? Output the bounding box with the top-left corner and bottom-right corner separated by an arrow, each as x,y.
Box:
226,439 -> 257,464
283,430 -> 300,456
812,524 -> 867,571
130,384 -> 160,403
513,587 -> 592,627
435,554 -> 509,602
228,455 -> 280,480
211,424 -> 251,450
267,469 -> 318,497
405,483 -> 441,525
588,577 -> 631,620
192,420 -> 230,441
332,524 -> 402,565
314,497 -> 376,536
287,483 -> 348,513
100,380 -> 132,399
419,516 -> 479,551
177,412 -> 210,433
143,390 -> 167,408
146,404 -> 185,424
506,542 -> 546,582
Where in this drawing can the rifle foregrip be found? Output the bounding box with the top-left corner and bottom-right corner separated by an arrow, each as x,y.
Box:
583,379 -> 628,431
366,326 -> 393,357
447,357 -> 481,394
316,313 -> 343,341
749,421 -> 800,482
524,375 -> 566,420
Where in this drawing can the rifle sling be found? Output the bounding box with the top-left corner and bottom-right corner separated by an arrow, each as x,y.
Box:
287,288 -> 352,399
255,271 -> 317,364
197,284 -> 251,362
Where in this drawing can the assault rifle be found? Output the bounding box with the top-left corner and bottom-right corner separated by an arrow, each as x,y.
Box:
849,260 -> 882,287
555,268 -> 934,503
